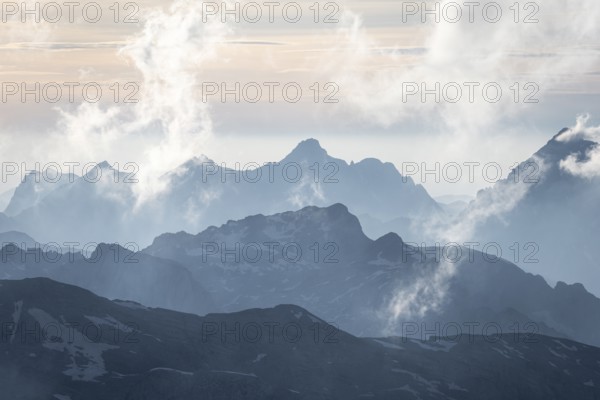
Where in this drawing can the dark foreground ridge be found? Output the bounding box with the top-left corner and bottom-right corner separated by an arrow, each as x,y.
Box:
1,278 -> 599,400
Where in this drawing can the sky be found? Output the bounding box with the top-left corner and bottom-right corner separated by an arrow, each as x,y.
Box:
1,0 -> 599,197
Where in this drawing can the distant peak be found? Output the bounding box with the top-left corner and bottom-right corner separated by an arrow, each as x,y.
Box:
555,281 -> 589,294
552,128 -> 570,141
326,202 -> 350,215
533,128 -> 598,164
298,203 -> 351,217
82,161 -> 114,180
298,138 -> 323,149
189,154 -> 214,165
89,242 -> 134,262
96,161 -> 112,169
375,232 -> 404,246
372,232 -> 405,261
284,138 -> 328,161
552,126 -> 599,145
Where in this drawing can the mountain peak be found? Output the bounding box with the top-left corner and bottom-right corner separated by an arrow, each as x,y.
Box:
551,127 -> 570,141
96,161 -> 113,170
187,154 -> 215,165
372,232 -> 405,260
89,242 -> 135,262
81,161 -> 115,181
534,129 -> 597,166
374,232 -> 404,246
555,281 -> 589,294
284,138 -> 328,161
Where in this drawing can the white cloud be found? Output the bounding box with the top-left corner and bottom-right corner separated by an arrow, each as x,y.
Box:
558,114 -> 600,178
322,0 -> 600,136
50,0 -> 236,205
384,156 -> 547,327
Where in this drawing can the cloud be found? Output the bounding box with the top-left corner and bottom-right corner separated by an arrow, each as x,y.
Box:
0,42 -> 125,50
287,178 -> 326,208
119,0 -> 234,202
321,0 -> 600,135
373,47 -> 428,56
224,41 -> 286,46
0,2 -> 55,45
557,114 -> 600,142
384,156 -> 547,326
558,114 -> 600,178
385,259 -> 456,323
50,0 -> 236,205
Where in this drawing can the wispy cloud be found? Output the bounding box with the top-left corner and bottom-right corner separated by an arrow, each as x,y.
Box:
0,42 -> 125,51
51,0 -> 236,205
321,0 -> 600,134
558,114 -> 600,178
384,155 -> 547,328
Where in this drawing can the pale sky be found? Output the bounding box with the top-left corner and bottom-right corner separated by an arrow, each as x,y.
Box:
1,0 -> 599,197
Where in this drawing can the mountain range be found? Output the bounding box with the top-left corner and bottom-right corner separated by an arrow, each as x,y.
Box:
143,203 -> 600,347
1,277 -> 599,400
2,202 -> 598,347
1,128 -> 600,397
0,139 -> 440,246
0,242 -> 212,314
